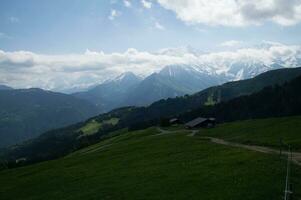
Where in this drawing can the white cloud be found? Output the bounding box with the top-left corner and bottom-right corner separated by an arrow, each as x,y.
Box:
157,0 -> 301,26
124,0 -> 131,7
155,22 -> 165,30
220,40 -> 244,47
108,9 -> 121,20
141,0 -> 152,9
0,43 -> 300,91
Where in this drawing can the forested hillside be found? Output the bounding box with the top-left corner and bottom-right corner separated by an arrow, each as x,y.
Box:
0,88 -> 98,147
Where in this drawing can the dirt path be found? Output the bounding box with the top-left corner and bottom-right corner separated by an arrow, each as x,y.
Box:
151,127 -> 174,136
155,127 -> 301,166
200,136 -> 301,166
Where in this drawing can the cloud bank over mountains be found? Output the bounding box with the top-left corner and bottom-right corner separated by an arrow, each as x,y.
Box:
157,0 -> 301,26
0,42 -> 300,91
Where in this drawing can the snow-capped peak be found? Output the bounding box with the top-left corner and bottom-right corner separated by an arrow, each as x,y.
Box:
114,72 -> 137,81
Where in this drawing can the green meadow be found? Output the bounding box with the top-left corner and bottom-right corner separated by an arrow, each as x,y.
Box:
199,115 -> 301,150
1,117 -> 301,200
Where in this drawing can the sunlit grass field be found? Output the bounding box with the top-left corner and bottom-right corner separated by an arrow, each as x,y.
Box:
79,118 -> 119,136
199,115 -> 301,150
1,124 -> 300,200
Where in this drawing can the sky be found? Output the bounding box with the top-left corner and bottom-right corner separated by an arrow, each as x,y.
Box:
1,0 -> 301,91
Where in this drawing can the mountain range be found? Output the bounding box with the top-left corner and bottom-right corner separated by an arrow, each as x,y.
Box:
73,72 -> 142,112
124,65 -> 222,106
73,65 -> 224,112
5,67 -> 301,163
150,43 -> 301,82
1,64 -> 301,148
72,60 -> 299,113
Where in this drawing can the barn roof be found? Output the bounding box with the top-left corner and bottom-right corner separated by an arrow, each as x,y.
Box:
185,117 -> 208,128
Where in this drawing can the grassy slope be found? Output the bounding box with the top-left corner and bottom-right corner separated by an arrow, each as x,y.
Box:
79,119 -> 102,136
1,127 -> 300,200
199,115 -> 301,150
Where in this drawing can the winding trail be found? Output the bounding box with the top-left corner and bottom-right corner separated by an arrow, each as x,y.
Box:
201,136 -> 301,166
155,127 -> 301,166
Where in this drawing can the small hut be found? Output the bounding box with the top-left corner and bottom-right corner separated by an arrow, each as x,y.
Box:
185,117 -> 216,129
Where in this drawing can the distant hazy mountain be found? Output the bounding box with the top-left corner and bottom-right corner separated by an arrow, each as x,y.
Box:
0,85 -> 13,90
124,73 -> 186,106
73,59 -> 301,112
158,65 -> 222,93
125,65 -> 222,106
0,88 -> 98,147
73,72 -> 142,112
156,43 -> 301,82
74,65 -> 222,110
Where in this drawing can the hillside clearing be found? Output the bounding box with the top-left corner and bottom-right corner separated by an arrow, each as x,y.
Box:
78,118 -> 119,136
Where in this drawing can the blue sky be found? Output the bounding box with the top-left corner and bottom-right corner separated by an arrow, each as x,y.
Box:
1,0 -> 301,91
1,0 -> 301,54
